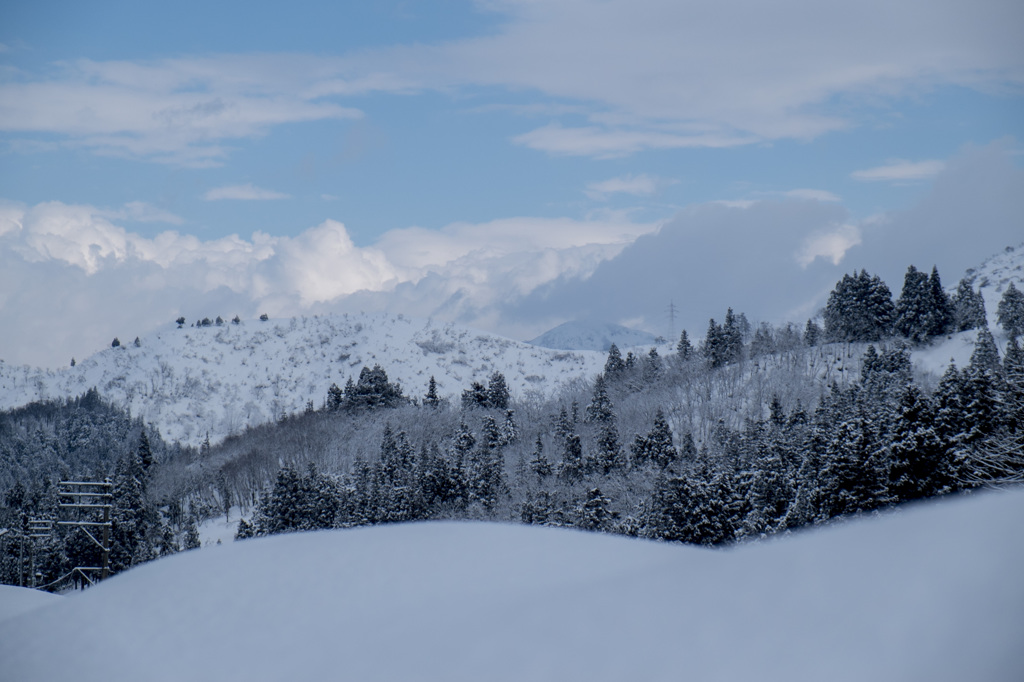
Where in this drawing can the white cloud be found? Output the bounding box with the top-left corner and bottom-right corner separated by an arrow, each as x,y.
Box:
0,200 -> 656,367
204,184 -> 291,201
513,124 -> 753,157
782,189 -> 842,203
0,56 -> 364,166
585,174 -> 676,200
851,159 -> 947,182
106,201 -> 183,224
1,2 -> 1020,162
795,224 -> 862,267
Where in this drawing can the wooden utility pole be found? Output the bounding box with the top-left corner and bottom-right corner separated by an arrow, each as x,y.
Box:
57,479 -> 113,585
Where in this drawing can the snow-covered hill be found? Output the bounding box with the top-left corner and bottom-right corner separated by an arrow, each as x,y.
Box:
1,489 -> 1021,682
0,313 -> 606,446
965,242 -> 1024,324
529,319 -> 658,351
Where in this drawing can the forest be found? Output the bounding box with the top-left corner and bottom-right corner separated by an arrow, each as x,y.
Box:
2,268 -> 1023,589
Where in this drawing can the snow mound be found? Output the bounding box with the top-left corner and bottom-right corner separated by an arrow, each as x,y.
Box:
0,313 -> 606,446
0,585 -> 61,624
2,490 -> 1022,682
530,319 -> 658,351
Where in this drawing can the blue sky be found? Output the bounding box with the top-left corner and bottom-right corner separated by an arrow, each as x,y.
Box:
1,0 -> 1023,366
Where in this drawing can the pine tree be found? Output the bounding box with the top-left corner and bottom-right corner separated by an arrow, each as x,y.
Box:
631,409 -> 676,470
824,270 -> 894,342
529,435 -> 552,479
997,282 -> 1024,338
927,266 -> 954,337
804,319 -> 822,347
461,382 -> 489,409
234,518 -> 255,540
183,518 -> 201,550
500,410 -> 519,446
424,376 -> 441,408
701,318 -> 726,368
486,372 -> 510,410
327,383 -> 345,410
344,365 -> 406,410
642,347 -> 661,383
574,488 -> 615,532
722,308 -> 744,363
894,265 -> 933,343
952,278 -> 987,331
676,330 -> 693,360
888,385 -> 949,502
604,344 -> 625,377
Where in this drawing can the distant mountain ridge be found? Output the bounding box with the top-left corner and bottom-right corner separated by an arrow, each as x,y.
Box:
529,320 -> 658,351
0,313 -> 606,447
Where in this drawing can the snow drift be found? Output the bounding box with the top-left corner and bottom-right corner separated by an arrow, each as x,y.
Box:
1,489 -> 1022,681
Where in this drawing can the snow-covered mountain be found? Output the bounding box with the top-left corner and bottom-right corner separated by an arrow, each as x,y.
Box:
0,313 -> 606,446
529,319 -> 659,351
2,489 -> 1021,682
965,242 -> 1024,321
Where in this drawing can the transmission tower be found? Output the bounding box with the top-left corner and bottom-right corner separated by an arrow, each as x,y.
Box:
57,479 -> 112,586
666,301 -> 679,342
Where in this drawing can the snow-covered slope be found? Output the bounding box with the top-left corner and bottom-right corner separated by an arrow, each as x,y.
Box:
0,313 -> 605,446
0,586 -> 61,624
529,319 -> 658,351
909,242 -> 1024,377
1,489 -> 1021,682
966,242 -> 1024,326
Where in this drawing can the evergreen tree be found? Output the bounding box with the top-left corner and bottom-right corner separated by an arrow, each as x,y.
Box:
804,319 -> 822,347
461,382 -> 489,410
927,266 -> 954,337
701,318 -> 726,368
234,518 -> 255,540
997,282 -> 1024,338
722,308 -> 744,364
888,385 -> 949,502
344,365 -> 406,410
894,265 -> 933,343
631,410 -> 676,470
585,375 -> 615,424
676,330 -> 693,360
642,347 -> 661,383
528,435 -> 552,479
326,383 -> 345,410
183,518 -> 201,550
604,344 -> 625,377
486,372 -> 510,410
500,410 -> 519,446
424,376 -> 441,408
952,279 -> 987,331
558,434 -> 584,483
824,270 -> 894,342
574,488 -> 615,532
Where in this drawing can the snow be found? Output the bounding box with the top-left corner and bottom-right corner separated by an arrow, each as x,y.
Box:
1,489 -> 1021,681
0,313 -> 607,446
0,585 -> 62,624
198,509 -> 243,547
529,319 -> 658,351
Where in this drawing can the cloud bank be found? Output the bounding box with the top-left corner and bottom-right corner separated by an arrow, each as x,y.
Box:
0,201 -> 655,367
1,1 -> 1020,164
2,141 -> 1019,369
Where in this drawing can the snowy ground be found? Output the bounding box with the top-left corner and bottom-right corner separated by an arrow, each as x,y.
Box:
1,489 -> 1022,681
0,585 -> 61,624
0,313 -> 609,446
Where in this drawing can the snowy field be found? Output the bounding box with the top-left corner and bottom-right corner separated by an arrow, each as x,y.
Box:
1,488 -> 1022,681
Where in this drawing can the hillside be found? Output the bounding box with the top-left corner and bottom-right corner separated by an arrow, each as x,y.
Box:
529,320 -> 658,351
1,488 -> 1021,682
0,314 -> 606,446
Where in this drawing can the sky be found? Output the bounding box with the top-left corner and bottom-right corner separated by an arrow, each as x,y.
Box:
1,0 -> 1023,367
